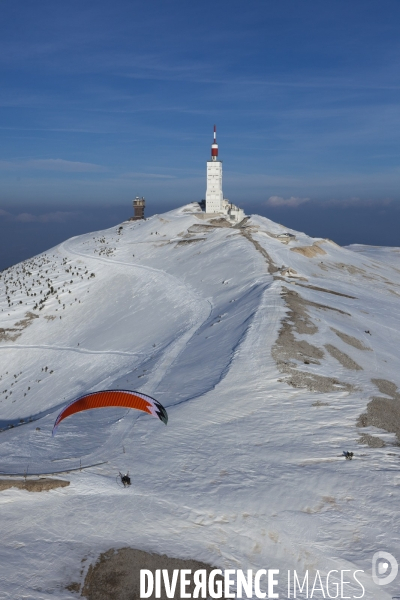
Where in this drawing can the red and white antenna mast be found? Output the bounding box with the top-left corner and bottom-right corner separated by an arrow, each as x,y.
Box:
211,124 -> 218,161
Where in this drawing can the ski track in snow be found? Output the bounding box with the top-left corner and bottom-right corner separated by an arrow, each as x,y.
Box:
0,344 -> 143,356
60,236 -> 214,394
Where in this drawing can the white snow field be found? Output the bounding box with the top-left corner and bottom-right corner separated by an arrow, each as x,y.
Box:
0,203 -> 399,599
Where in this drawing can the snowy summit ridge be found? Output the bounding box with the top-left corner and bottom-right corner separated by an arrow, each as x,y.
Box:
0,203 -> 399,598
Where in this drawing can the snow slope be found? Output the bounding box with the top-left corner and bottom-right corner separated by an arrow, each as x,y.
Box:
0,203 -> 399,599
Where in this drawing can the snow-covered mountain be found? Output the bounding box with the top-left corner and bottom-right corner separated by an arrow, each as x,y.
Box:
0,203 -> 399,599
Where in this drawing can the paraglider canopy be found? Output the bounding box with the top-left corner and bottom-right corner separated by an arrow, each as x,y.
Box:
52,390 -> 168,435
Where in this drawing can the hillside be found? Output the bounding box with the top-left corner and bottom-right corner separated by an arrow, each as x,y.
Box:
0,203 -> 399,599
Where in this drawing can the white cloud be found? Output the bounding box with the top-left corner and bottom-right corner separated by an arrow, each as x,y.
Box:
121,172 -> 176,179
266,196 -> 310,207
26,159 -> 106,172
0,159 -> 106,173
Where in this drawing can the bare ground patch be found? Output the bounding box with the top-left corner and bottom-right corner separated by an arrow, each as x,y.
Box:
312,400 -> 330,407
0,311 -> 39,342
209,217 -> 232,228
324,344 -> 362,371
284,371 -> 354,393
274,321 -> 323,366
372,378 -> 400,398
281,288 -> 319,335
239,229 -> 279,274
0,328 -> 21,342
187,224 -> 215,233
0,478 -> 69,492
81,548 -> 219,600
358,379 -> 400,443
358,433 -> 385,448
283,288 -> 351,318
295,284 -> 357,299
175,238 -> 205,246
290,243 -> 326,258
330,328 -> 371,351
187,219 -> 244,234
272,288 -> 354,393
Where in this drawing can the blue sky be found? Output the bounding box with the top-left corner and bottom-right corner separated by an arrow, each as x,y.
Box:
1,1 -> 400,215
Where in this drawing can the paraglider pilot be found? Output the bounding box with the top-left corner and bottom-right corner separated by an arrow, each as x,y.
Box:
120,472 -> 131,487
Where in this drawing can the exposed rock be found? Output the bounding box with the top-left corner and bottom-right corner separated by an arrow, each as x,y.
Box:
358,379 -> 400,442
291,244 -> 326,258
0,478 -> 69,492
324,344 -> 363,371
330,328 -> 372,351
81,548 -> 219,600
358,433 -> 385,448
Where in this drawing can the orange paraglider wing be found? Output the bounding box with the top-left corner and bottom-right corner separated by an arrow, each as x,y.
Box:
52,390 -> 168,435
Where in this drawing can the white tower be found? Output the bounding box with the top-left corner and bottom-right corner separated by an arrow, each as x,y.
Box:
205,125 -> 223,213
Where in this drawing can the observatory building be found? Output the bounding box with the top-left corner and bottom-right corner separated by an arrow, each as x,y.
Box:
132,196 -> 145,220
205,126 -> 245,223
